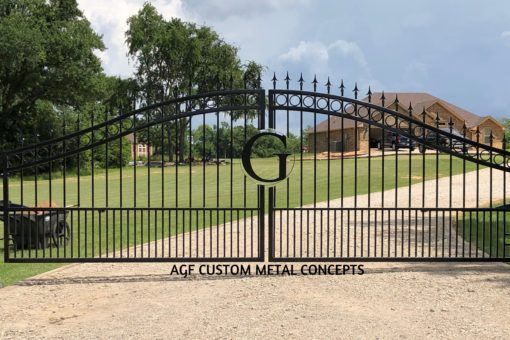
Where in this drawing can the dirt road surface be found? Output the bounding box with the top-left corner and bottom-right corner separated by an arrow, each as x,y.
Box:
0,261 -> 509,339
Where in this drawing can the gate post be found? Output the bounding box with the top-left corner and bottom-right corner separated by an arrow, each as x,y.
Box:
267,89 -> 275,261
257,88 -> 267,261
2,153 -> 9,262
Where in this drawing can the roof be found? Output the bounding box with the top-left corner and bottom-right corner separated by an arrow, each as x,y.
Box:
366,92 -> 501,129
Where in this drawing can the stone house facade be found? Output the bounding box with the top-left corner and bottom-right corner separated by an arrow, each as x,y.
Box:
308,92 -> 505,153
126,133 -> 154,160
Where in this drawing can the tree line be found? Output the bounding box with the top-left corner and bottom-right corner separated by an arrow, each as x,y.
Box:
0,0 -> 263,169
143,122 -> 306,162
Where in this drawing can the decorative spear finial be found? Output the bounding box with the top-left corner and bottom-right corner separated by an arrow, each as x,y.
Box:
353,82 -> 359,99
298,73 -> 304,90
325,77 -> 331,93
366,86 -> 372,103
339,79 -> 345,96
312,75 -> 318,91
284,71 -> 290,84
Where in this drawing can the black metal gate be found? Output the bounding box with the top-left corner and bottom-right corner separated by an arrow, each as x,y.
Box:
2,88 -> 266,262
2,74 -> 509,262
267,75 -> 510,262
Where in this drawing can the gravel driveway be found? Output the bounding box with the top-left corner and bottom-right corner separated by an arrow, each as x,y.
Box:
0,262 -> 509,339
0,168 -> 509,339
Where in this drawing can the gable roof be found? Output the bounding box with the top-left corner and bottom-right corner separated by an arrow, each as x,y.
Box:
365,92 -> 503,129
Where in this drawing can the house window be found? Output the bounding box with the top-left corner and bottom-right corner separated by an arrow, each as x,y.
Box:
138,144 -> 146,154
483,128 -> 492,144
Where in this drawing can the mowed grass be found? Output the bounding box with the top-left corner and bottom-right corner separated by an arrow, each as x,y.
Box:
0,154 -> 479,285
457,202 -> 510,258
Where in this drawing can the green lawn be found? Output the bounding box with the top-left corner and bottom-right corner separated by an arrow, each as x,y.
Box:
1,154 -> 479,285
457,202 -> 510,258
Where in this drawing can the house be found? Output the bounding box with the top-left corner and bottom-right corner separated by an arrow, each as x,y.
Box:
307,92 -> 505,153
126,133 -> 153,160
307,118 -> 368,153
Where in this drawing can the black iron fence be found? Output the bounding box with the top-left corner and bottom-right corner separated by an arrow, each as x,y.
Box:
2,74 -> 509,262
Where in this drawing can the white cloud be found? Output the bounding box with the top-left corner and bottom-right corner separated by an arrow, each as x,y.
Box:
275,39 -> 380,94
501,31 -> 510,38
279,41 -> 329,62
328,40 -> 368,70
78,0 -> 187,77
279,40 -> 368,70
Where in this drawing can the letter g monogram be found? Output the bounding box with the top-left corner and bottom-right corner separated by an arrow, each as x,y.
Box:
241,131 -> 292,184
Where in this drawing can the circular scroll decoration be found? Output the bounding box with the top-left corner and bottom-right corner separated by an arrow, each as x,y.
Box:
303,96 -> 315,108
479,150 -> 491,162
357,106 -> 370,119
344,104 -> 356,115
370,110 -> 382,122
246,94 -> 258,106
413,126 -> 424,137
276,94 -> 288,106
398,120 -> 409,130
330,100 -> 342,112
317,98 -> 329,110
108,124 -> 119,136
493,154 -> 504,167
289,94 -> 301,107
384,115 -> 397,128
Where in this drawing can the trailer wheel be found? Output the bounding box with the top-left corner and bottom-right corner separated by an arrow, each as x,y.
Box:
52,221 -> 70,247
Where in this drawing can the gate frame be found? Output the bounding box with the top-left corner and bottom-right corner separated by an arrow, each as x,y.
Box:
2,83 -> 509,263
266,86 -> 510,262
2,89 -> 267,263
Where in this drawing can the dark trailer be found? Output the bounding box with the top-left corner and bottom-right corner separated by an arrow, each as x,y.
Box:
0,201 -> 70,250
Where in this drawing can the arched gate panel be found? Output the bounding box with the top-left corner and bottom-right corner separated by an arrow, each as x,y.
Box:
2,89 -> 266,262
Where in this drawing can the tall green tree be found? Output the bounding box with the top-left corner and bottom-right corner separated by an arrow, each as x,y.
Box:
126,3 -> 263,161
0,0 -> 106,150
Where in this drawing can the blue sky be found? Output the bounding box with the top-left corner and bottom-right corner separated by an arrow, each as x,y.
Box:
78,0 -> 510,119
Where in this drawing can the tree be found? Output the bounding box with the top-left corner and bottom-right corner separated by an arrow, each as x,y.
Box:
192,124 -> 216,159
126,3 -> 263,161
0,0 -> 106,150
